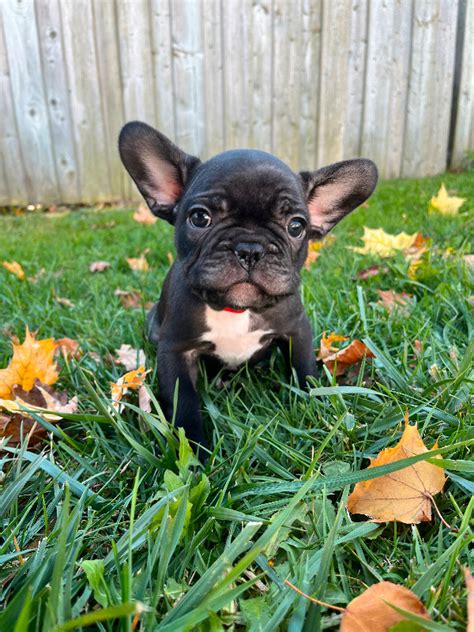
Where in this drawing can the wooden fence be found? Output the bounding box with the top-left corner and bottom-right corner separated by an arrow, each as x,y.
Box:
0,0 -> 473,205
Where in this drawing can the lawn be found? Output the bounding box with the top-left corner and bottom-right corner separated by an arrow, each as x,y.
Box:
0,170 -> 473,631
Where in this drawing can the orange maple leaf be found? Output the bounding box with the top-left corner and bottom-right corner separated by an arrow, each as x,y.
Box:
0,329 -> 59,400
347,415 -> 445,524
341,581 -> 430,631
111,365 -> 150,411
317,332 -> 374,376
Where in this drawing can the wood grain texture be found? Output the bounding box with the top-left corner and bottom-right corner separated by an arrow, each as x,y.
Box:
35,0 -> 79,202
2,0 -> 57,202
0,0 -> 472,203
0,8 -> 26,204
452,0 -> 474,166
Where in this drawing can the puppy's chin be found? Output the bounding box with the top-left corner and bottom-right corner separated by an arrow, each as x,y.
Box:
226,282 -> 261,308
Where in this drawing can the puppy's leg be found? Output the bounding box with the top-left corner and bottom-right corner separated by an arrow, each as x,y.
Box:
280,316 -> 318,386
157,349 -> 209,462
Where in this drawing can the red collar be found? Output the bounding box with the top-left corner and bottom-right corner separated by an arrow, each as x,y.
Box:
222,306 -> 246,314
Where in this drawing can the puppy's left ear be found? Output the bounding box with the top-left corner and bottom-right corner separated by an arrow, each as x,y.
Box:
299,159 -> 378,239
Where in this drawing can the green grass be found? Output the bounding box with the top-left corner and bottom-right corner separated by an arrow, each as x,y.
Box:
0,170 -> 473,631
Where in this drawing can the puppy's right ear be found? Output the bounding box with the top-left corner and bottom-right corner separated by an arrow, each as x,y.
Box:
119,122 -> 201,223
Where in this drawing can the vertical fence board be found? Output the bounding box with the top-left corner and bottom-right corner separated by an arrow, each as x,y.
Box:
317,0 -> 352,166
299,0 -> 322,170
170,0 -> 205,156
2,0 -> 57,202
452,0 -> 473,167
93,0 -> 126,200
151,0 -> 176,141
35,0 -> 79,202
402,0 -> 458,177
0,10 -> 26,204
61,0 -> 111,202
201,0 -> 224,157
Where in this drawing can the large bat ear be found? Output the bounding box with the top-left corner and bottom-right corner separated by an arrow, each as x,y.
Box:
119,121 -> 201,223
299,159 -> 378,239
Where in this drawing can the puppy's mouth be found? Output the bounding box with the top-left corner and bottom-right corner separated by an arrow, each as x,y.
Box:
198,280 -> 284,311
225,282 -> 261,308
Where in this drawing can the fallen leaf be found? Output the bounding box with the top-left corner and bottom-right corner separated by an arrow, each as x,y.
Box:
407,258 -> 423,279
347,415 -> 445,523
111,366 -> 150,411
29,268 -> 46,284
413,339 -> 423,356
350,228 -> 422,258
317,332 -> 374,376
138,385 -> 152,413
167,251 -> 174,266
0,382 -> 77,446
376,290 -> 413,315
356,264 -> 389,279
115,344 -> 146,371
429,183 -> 465,216
133,203 -> 157,225
0,329 -> 58,400
2,261 -> 25,280
126,252 -> 149,272
305,235 -> 336,268
114,288 -> 143,309
464,254 -> 474,269
88,351 -> 101,364
55,296 -> 75,308
55,338 -> 81,360
465,568 -> 474,632
340,581 -> 430,631
89,261 -> 111,273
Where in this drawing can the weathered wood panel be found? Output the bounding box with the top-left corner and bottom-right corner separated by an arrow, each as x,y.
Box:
0,0 -> 472,205
452,0 -> 474,166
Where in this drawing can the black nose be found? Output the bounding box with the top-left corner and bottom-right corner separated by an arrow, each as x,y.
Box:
234,242 -> 265,271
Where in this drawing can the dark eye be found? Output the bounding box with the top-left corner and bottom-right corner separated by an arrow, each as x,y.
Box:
287,218 -> 306,238
189,208 -> 212,228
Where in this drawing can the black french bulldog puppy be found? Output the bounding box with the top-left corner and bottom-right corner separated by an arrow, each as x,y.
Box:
119,122 -> 378,460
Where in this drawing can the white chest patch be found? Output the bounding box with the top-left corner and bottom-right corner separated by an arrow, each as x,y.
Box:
201,306 -> 272,368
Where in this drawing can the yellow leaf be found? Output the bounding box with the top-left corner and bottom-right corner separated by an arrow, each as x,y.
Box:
350,227 -> 420,258
340,581 -> 430,631
2,261 -> 25,280
133,203 -> 157,225
429,183 -> 465,216
111,365 -> 150,411
126,253 -> 149,272
347,416 -> 445,524
304,235 -> 336,268
0,329 -> 58,400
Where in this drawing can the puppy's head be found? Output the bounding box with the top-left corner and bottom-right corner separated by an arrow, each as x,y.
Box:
119,122 -> 378,310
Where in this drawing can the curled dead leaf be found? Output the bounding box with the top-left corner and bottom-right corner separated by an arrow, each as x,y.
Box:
317,332 -> 374,377
55,296 -> 75,308
340,581 -> 430,632
114,288 -> 143,309
133,203 -> 157,225
356,264 -> 389,279
111,366 -> 150,412
126,251 -> 150,272
347,415 -> 445,524
376,290 -> 413,315
89,261 -> 111,273
55,338 -> 81,360
115,344 -> 146,371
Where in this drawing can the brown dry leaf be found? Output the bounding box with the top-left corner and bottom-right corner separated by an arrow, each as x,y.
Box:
340,581 -> 430,631
89,261 -> 111,273
114,288 -> 143,309
317,332 -> 374,377
133,203 -> 157,225
304,235 -> 336,269
55,338 -> 81,360
111,366 -> 150,411
356,265 -> 389,279
115,344 -> 146,371
347,416 -> 445,523
55,296 -> 75,308
29,268 -> 46,284
0,382 -> 77,446
2,261 -> 26,280
465,568 -> 474,632
126,251 -> 150,272
138,385 -> 152,413
0,329 -> 58,400
376,290 -> 413,315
